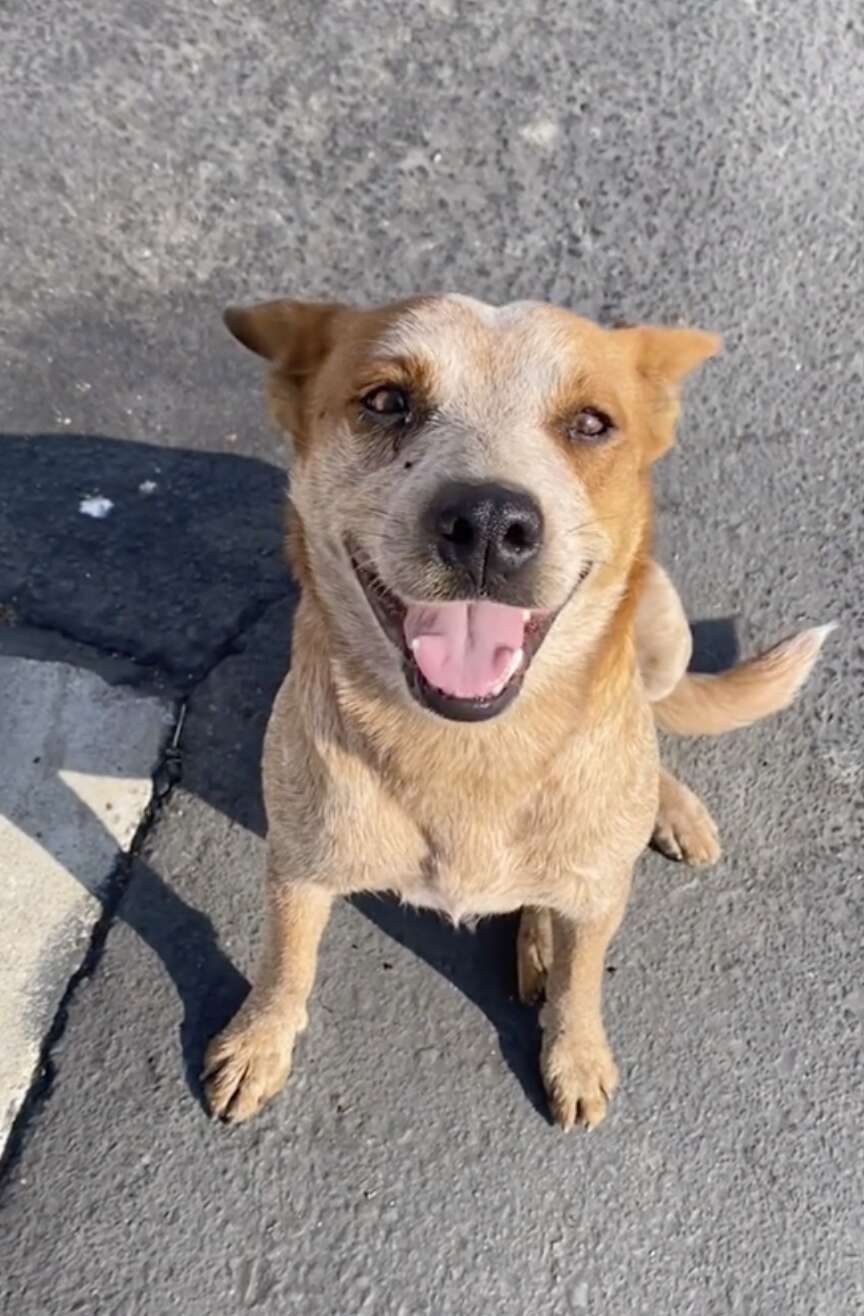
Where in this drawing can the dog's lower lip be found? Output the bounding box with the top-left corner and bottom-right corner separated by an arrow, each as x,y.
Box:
348,546 -> 590,720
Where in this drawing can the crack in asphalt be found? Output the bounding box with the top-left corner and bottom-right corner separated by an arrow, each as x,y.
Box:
0,585 -> 293,1184
0,698 -> 183,1185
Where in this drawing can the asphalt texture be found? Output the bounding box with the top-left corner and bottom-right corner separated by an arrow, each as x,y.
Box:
1,1 -> 862,1313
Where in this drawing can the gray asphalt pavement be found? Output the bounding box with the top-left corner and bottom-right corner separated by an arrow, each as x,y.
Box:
1,1 -> 862,1313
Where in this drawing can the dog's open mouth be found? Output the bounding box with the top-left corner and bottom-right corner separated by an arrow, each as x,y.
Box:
350,553 -> 582,722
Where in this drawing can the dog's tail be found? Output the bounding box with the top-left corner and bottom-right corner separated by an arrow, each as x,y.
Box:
652,623 -> 835,736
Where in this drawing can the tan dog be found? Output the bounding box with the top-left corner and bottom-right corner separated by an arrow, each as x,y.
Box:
203,295 -> 829,1129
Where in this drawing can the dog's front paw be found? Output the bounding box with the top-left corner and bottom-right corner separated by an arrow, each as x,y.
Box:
541,1029 -> 619,1130
653,776 -> 721,867
202,1012 -> 298,1123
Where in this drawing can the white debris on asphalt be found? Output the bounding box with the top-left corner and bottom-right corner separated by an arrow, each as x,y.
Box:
79,495 -> 114,518
138,480 -> 157,495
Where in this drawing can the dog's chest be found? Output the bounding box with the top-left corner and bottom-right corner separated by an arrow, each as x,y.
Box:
388,738 -> 656,922
398,837 -> 526,922
393,795 -> 613,923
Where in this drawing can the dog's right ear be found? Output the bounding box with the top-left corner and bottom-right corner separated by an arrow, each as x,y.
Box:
224,300 -> 349,449
223,299 -> 347,373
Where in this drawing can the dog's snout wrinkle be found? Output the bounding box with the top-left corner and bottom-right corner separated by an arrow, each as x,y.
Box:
426,481 -> 543,591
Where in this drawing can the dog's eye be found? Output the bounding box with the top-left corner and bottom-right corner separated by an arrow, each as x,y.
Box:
361,386 -> 411,421
567,408 -> 614,442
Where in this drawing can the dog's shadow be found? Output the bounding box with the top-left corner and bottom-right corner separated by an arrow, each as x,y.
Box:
352,896 -> 549,1117
0,431 -> 738,1134
688,618 -> 739,674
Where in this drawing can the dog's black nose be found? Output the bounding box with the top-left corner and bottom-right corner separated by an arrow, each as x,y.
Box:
427,481 -> 543,588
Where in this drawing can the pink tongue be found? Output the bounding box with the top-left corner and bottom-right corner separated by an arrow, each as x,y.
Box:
404,600 -> 526,699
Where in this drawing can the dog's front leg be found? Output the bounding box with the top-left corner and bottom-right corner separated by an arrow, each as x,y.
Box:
540,886 -> 629,1131
203,867 -> 333,1123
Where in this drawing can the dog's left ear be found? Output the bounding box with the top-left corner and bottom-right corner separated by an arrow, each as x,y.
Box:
614,324 -> 721,463
224,299 -> 347,371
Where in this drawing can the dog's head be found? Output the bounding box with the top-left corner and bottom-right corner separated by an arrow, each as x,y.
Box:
227,295 -> 719,722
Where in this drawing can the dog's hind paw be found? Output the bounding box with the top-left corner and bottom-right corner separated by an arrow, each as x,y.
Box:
652,769 -> 721,867
517,906 -> 553,1004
